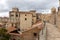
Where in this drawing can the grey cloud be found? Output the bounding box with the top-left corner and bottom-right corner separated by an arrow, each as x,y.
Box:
0,9 -> 9,12
6,0 -> 58,12
0,0 -> 58,13
0,5 -> 4,9
0,0 -> 58,17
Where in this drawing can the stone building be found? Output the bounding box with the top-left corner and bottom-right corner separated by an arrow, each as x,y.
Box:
6,21 -> 43,40
0,17 -> 9,27
0,7 -> 43,40
8,8 -> 37,31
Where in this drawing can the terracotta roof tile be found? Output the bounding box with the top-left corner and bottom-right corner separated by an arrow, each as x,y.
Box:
6,26 -> 17,33
8,21 -> 43,36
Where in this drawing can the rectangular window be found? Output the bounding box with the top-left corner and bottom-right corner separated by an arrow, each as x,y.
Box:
11,15 -> 14,16
25,18 -> 27,20
12,24 -> 13,26
16,14 -> 18,17
33,16 -> 36,17
33,33 -> 37,37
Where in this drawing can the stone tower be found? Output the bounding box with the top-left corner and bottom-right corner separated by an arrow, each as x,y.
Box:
58,0 -> 60,12
56,0 -> 60,28
9,8 -> 20,28
30,10 -> 37,24
49,7 -> 56,25
9,8 -> 37,31
20,12 -> 33,31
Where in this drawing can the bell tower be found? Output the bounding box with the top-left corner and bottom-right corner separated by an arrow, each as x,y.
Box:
50,7 -> 56,25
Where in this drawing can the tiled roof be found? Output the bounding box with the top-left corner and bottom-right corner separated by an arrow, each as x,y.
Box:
6,26 -> 17,33
7,21 -> 43,36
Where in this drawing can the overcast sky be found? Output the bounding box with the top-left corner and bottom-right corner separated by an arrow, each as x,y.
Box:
0,0 -> 59,17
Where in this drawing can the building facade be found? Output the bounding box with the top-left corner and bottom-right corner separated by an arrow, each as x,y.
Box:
0,7 -> 43,40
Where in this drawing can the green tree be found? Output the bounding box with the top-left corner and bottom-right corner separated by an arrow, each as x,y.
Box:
0,28 -> 11,40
